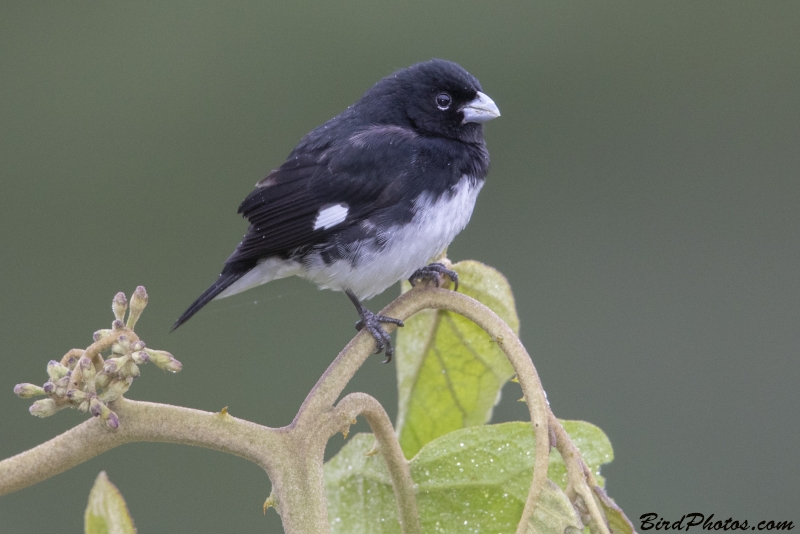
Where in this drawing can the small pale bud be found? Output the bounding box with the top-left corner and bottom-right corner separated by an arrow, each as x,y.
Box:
88,397 -> 119,428
164,357 -> 182,373
80,366 -> 95,386
89,397 -> 104,417
131,351 -> 149,364
78,400 -> 90,412
165,357 -> 182,373
43,381 -> 55,394
131,340 -> 145,352
143,348 -> 167,366
55,375 -> 71,397
30,398 -> 59,417
124,362 -> 140,379
47,360 -> 69,380
68,364 -> 84,390
95,372 -> 111,389
112,319 -> 124,330
145,349 -> 182,372
14,383 -> 46,399
67,389 -> 88,402
98,379 -> 130,402
93,329 -> 113,342
103,358 -> 119,374
111,336 -> 130,355
112,292 -> 128,322
105,411 -> 120,429
126,286 -> 148,329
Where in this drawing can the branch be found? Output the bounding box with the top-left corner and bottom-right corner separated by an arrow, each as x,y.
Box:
333,392 -> 421,534
549,411 -> 611,534
0,398 -> 283,496
3,285 -> 603,533
293,287 -> 551,534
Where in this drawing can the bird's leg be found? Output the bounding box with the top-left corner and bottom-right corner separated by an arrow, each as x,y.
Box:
408,262 -> 459,291
345,289 -> 404,363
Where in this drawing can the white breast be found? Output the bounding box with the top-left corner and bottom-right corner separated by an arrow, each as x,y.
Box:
302,177 -> 484,299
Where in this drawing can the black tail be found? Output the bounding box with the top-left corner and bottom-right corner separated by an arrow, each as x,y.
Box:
171,268 -> 248,331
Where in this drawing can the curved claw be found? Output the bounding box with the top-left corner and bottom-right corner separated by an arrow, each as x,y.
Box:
376,315 -> 404,327
409,262 -> 459,291
345,289 -> 404,363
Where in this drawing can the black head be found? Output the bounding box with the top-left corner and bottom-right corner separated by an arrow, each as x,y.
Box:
356,59 -> 500,143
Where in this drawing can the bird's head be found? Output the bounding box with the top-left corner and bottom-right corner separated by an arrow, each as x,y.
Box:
358,59 -> 500,143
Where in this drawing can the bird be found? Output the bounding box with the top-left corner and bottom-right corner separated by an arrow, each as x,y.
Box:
172,59 -> 500,361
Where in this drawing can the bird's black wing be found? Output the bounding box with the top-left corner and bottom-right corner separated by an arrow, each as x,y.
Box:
226,126 -> 427,266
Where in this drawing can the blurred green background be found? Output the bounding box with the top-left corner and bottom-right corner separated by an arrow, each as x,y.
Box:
2,2 -> 798,531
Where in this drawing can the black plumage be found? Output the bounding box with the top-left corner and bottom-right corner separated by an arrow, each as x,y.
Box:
173,59 -> 500,357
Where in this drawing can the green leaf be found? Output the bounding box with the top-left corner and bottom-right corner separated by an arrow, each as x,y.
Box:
395,260 -> 520,458
411,423 -> 581,534
325,421 -> 616,534
85,471 -> 137,534
325,435 -> 399,532
592,485 -> 636,534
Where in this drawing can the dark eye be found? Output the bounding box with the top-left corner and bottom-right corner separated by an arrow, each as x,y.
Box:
436,92 -> 452,110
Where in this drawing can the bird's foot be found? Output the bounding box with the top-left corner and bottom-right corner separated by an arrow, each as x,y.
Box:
345,289 -> 404,363
408,262 -> 459,291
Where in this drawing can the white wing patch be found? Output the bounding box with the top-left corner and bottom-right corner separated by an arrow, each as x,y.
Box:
313,203 -> 349,230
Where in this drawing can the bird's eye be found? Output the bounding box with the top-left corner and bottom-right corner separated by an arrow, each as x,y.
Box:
436,92 -> 452,110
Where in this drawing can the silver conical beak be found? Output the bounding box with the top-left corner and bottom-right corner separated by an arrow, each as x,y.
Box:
461,91 -> 500,124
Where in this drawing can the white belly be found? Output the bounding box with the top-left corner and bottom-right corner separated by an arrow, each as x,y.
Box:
302,177 -> 483,299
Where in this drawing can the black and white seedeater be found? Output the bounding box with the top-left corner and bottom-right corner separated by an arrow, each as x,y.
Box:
172,59 -> 500,360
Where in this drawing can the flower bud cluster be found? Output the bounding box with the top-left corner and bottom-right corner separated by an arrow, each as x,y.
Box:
14,286 -> 181,430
